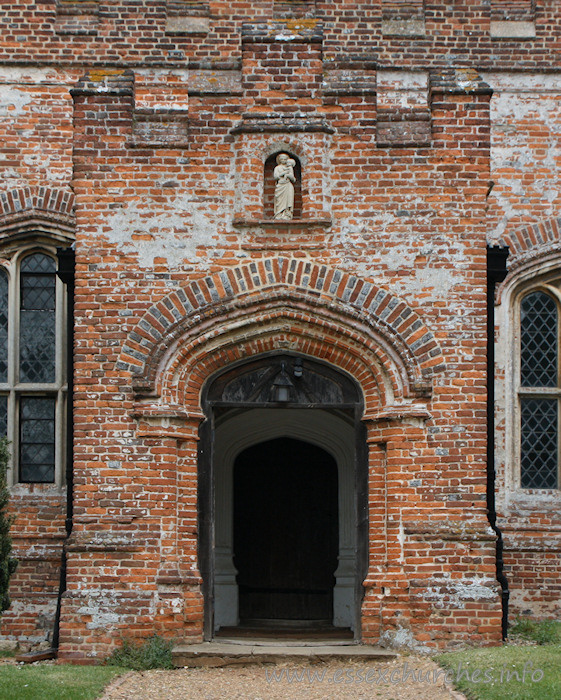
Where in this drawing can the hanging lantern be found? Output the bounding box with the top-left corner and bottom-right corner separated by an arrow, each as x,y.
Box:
271,362 -> 294,402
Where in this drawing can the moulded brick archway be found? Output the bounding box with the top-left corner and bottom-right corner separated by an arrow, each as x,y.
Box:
502,216 -> 561,264
496,217 -> 561,304
120,257 -> 445,416
122,259 -> 445,644
0,186 -> 75,237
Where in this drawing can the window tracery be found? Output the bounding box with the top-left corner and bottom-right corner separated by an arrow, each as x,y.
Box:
0,249 -> 65,484
518,286 -> 561,489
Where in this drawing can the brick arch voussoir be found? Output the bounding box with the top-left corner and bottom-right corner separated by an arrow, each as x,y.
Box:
0,186 -> 75,234
119,258 -> 444,393
502,217 -> 561,270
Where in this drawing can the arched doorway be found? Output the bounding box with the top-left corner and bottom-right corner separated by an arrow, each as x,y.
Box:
199,353 -> 368,639
234,437 -> 338,623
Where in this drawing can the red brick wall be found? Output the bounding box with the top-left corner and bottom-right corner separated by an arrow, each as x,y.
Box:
488,73 -> 561,625
0,490 -> 65,648
0,2 -> 559,659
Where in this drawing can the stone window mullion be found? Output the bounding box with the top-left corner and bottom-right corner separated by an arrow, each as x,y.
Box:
0,250 -> 65,485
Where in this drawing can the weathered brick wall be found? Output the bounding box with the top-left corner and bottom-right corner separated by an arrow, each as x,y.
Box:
0,69 -> 75,193
487,73 -> 561,623
0,2 -> 559,658
0,1 -> 557,68
58,61 -> 499,658
490,0 -> 534,22
0,489 -> 65,648
0,67 -> 76,648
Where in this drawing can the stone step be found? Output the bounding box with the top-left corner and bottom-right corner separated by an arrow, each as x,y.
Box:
172,641 -> 398,668
15,648 -> 58,664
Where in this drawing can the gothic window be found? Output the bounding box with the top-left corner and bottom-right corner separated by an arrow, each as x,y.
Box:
519,290 -> 560,489
0,251 -> 65,484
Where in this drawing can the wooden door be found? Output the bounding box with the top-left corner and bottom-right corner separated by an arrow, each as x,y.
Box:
233,437 -> 338,622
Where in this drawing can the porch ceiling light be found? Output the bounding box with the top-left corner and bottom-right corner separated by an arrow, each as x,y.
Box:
272,362 -> 294,402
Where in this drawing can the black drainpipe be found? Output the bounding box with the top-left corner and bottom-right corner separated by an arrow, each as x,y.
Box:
52,246 -> 75,650
486,244 -> 509,640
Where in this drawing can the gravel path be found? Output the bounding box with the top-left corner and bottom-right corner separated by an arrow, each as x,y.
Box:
100,657 -> 466,700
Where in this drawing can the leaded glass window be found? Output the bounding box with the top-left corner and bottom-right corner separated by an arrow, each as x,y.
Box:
520,398 -> 558,488
19,254 -> 56,384
519,290 -> 560,489
521,292 -> 557,387
19,397 -> 56,483
0,248 -> 65,484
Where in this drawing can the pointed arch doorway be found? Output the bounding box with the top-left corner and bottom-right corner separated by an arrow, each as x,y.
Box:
198,353 -> 368,640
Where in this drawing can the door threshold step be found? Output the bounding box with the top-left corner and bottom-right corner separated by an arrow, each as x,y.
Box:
216,637 -> 357,647
215,624 -> 354,641
172,642 -> 398,668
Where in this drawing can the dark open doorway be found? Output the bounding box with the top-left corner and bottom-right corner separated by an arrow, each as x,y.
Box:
233,437 -> 338,624
199,353 -> 368,640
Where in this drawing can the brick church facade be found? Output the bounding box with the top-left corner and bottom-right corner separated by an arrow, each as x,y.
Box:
0,1 -> 560,660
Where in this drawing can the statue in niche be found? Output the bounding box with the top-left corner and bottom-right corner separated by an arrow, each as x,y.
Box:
273,153 -> 296,220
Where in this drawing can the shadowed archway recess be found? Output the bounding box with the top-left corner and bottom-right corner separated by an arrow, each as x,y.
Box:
199,352 -> 368,639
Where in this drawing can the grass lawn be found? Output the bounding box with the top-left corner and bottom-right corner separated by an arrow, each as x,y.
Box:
0,634 -> 173,700
0,664 -> 125,700
436,620 -> 561,700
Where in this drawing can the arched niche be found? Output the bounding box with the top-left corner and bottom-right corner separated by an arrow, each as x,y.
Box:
264,151 -> 302,219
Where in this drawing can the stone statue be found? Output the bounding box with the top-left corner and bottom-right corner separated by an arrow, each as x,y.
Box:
273,153 -> 296,220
